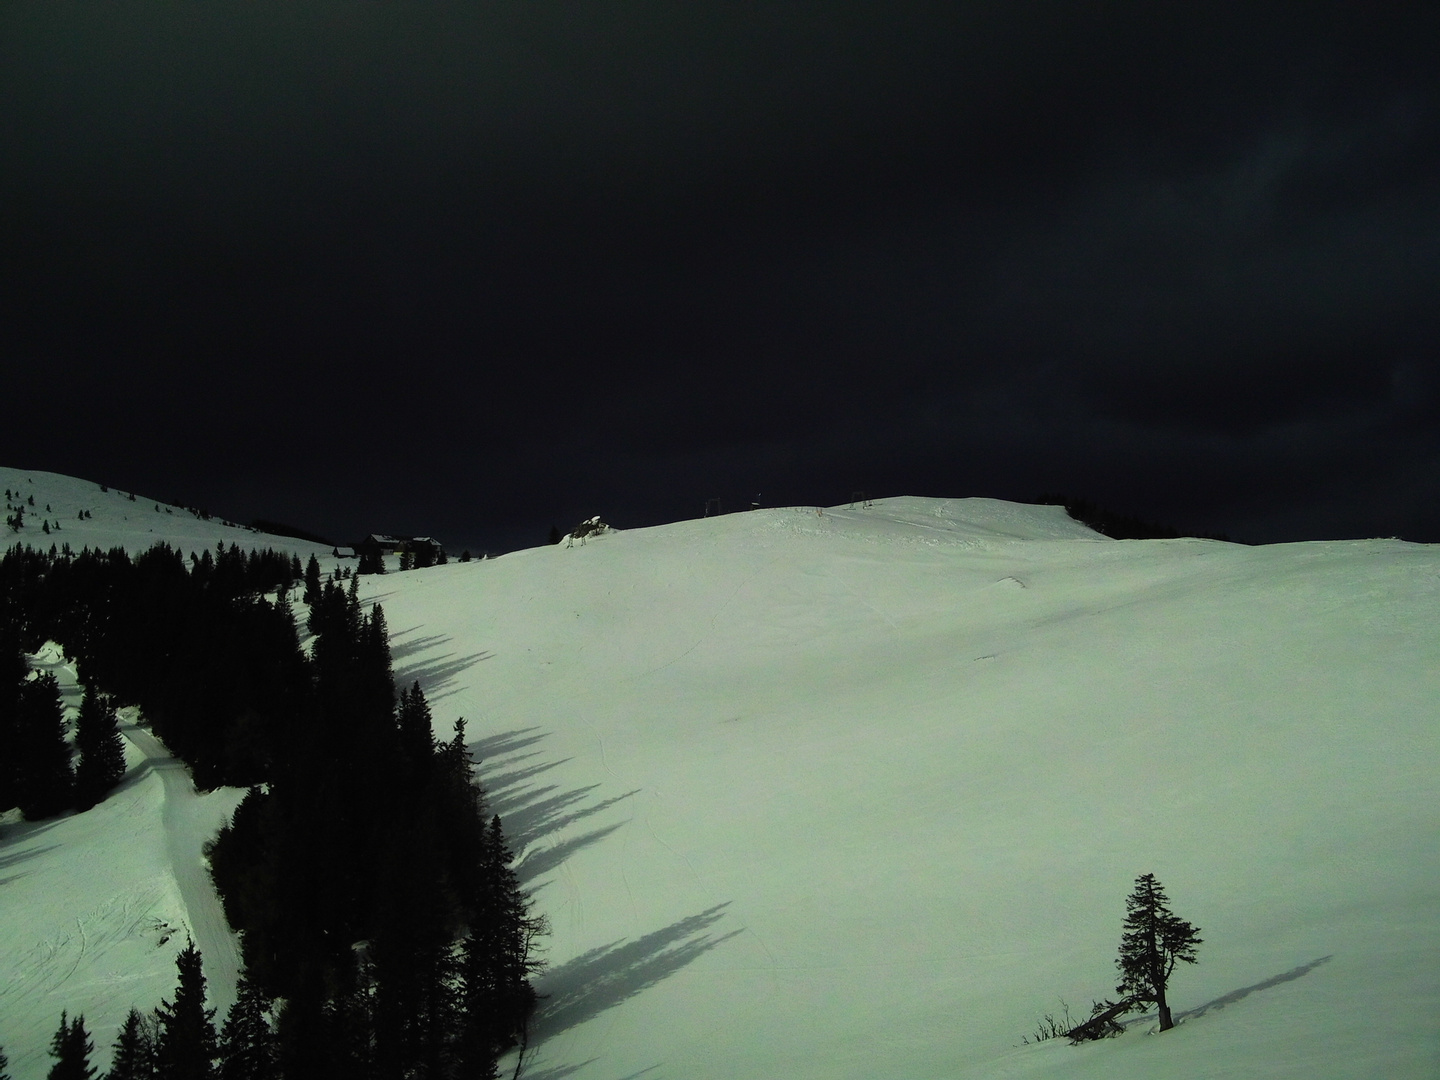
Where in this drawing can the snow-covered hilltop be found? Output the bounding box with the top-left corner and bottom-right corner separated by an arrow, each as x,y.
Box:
0,468 -> 337,562
375,497 -> 1440,1079
2,477 -> 1437,1079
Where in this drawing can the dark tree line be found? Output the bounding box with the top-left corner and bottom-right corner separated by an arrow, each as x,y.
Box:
2,541 -> 308,791
1,663 -> 73,818
3,540 -> 544,1077
1038,494 -> 1235,543
45,941 -> 242,1080
45,1011 -> 95,1080
210,575 -> 544,1077
74,689 -> 127,811
0,635 -> 127,819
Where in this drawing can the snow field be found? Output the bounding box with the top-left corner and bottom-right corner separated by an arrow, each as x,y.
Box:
372,499 -> 1439,1079
2,488 -> 1436,1078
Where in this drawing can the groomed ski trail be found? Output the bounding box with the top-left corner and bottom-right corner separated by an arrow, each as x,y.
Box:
119,721 -> 243,1019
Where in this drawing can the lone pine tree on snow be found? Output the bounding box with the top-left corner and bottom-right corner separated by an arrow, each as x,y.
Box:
1115,873 -> 1203,1031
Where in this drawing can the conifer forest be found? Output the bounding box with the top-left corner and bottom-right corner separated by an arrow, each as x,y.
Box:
1,541 -> 543,1079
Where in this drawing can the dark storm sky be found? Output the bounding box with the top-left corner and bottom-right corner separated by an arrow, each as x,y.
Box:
4,3 -> 1438,551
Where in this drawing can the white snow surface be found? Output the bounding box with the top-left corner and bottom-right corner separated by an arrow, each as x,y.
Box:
0,468 -> 339,562
2,482 -> 1438,1078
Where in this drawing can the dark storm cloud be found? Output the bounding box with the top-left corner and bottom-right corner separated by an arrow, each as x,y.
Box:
2,3 -> 1437,549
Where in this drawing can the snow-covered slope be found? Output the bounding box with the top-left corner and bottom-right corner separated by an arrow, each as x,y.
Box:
2,486 -> 1437,1078
375,497 -> 1439,1080
0,467 -> 336,561
0,646 -> 247,1080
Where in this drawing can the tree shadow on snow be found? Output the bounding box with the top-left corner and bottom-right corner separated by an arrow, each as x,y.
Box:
113,724 -> 189,792
531,905 -> 743,1044
466,728 -> 640,884
469,726 -> 551,762
1175,955 -> 1334,1022
496,783 -> 641,856
482,753 -> 573,801
521,1066 -> 660,1080
388,630 -> 452,663
113,749 -> 166,793
1126,955 -> 1334,1029
518,1060 -> 665,1080
393,648 -> 492,702
514,1059 -> 600,1080
0,817 -> 62,885
513,822 -> 630,886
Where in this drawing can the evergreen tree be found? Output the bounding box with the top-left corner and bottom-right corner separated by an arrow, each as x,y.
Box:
396,681 -> 435,775
75,690 -> 126,810
357,605 -> 395,725
272,976 -> 348,1080
322,955 -> 378,1080
453,934 -> 502,1080
272,587 -> 295,636
217,971 -> 278,1080
346,572 -> 362,629
106,1009 -> 157,1080
154,941 -> 218,1079
196,547 -> 215,585
398,548 -> 413,573
1115,873 -> 1202,1031
0,647 -> 29,812
0,1041 -> 9,1080
370,829 -> 457,1080
487,815 -> 548,1016
47,1011 -> 96,1080
456,814 -> 546,1065
303,555 -> 322,607
17,671 -> 74,819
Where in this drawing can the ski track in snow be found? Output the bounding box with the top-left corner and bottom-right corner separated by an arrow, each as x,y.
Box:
119,722 -> 242,1017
